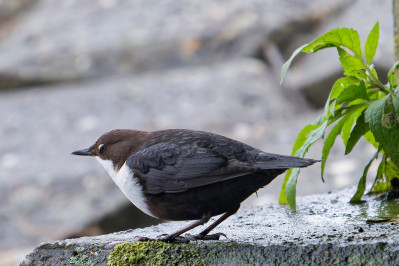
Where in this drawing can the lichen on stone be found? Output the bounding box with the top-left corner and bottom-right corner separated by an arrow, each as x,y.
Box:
69,246 -> 95,266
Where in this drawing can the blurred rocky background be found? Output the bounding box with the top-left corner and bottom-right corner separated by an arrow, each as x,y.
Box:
0,0 -> 393,265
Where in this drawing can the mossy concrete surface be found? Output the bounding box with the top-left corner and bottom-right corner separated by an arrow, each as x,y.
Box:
21,189 -> 399,265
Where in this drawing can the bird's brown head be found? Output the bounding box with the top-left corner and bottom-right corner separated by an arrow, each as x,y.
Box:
72,129 -> 150,170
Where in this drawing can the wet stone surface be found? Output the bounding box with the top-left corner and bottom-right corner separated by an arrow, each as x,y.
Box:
22,189 -> 399,265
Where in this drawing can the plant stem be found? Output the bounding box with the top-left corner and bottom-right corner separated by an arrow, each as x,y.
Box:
364,64 -> 390,94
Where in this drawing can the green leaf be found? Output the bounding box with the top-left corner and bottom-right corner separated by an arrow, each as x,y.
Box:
388,95 -> 399,164
392,94 -> 399,118
330,77 -> 360,100
336,81 -> 369,105
388,61 -> 399,88
295,122 -> 328,157
345,69 -> 369,81
368,90 -> 385,101
279,124 -> 319,205
370,155 -> 387,193
337,48 -> 366,76
321,105 -> 367,179
328,102 -> 369,126
280,43 -> 309,85
369,64 -> 380,81
285,168 -> 300,210
350,150 -> 379,203
345,111 -> 369,154
326,77 -> 360,117
365,96 -> 387,145
320,105 -> 363,177
279,122 -> 327,208
370,156 -> 399,193
279,169 -> 292,205
385,159 -> 399,184
365,22 -> 379,65
341,106 -> 367,146
364,130 -> 379,148
321,116 -> 349,179
290,124 -> 321,155
380,95 -> 399,164
302,27 -> 362,58
365,95 -> 399,165
314,112 -> 328,126
348,98 -> 369,107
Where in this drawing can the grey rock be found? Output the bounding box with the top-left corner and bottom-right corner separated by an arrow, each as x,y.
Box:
21,189 -> 399,265
0,0 -> 349,88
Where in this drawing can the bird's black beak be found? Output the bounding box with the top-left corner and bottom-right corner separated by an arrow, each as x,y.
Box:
72,148 -> 93,156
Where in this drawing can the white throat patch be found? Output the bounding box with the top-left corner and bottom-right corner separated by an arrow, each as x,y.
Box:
95,157 -> 155,218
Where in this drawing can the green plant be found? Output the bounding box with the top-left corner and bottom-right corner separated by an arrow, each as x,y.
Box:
280,22 -> 399,210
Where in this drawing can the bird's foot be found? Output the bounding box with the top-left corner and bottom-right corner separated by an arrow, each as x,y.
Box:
185,232 -> 227,241
134,232 -> 227,243
158,234 -> 190,243
135,235 -> 190,243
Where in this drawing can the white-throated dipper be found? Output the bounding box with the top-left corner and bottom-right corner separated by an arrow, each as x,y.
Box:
72,129 -> 318,242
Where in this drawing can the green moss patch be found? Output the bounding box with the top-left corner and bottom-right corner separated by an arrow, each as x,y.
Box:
107,242 -> 205,266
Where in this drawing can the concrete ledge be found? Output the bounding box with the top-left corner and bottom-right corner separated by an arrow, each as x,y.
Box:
21,189 -> 399,265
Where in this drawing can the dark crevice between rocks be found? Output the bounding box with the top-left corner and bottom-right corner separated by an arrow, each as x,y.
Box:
0,74 -> 68,92
0,73 -> 112,93
67,203 -> 163,239
251,15 -> 323,66
250,19 -> 326,111
302,71 -> 343,108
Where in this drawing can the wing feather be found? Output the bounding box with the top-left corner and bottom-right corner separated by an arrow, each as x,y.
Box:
127,143 -> 258,194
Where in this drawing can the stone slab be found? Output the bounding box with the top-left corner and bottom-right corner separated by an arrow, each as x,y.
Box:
21,189 -> 399,265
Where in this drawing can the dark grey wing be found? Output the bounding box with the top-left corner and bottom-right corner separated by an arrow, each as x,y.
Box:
126,143 -> 259,194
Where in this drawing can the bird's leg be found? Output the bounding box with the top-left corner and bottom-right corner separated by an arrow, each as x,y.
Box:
186,205 -> 240,240
150,217 -> 210,243
138,206 -> 239,243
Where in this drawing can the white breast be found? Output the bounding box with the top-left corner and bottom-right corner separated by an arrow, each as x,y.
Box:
95,157 -> 156,218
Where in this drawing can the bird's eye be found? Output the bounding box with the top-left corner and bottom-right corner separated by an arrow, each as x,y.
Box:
98,144 -> 105,153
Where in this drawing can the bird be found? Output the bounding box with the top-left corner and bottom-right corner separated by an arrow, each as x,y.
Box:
72,129 -> 318,242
